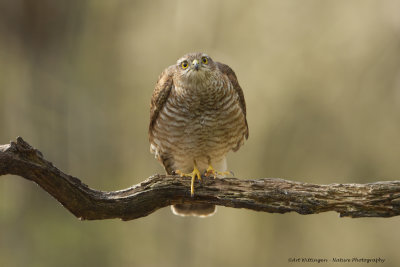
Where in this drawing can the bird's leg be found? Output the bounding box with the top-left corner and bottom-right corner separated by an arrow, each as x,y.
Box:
205,157 -> 230,178
205,165 -> 230,178
175,161 -> 202,197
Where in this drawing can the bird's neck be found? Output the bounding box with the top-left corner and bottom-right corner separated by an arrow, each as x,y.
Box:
174,73 -> 223,97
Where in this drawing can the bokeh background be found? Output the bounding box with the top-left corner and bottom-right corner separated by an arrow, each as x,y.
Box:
1,0 -> 400,266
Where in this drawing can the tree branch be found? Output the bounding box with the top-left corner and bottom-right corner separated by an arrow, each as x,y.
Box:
1,137 -> 400,220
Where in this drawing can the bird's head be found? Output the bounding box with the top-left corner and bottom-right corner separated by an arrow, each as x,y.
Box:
176,52 -> 216,83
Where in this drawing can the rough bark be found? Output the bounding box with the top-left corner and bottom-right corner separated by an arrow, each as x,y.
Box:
1,137 -> 400,220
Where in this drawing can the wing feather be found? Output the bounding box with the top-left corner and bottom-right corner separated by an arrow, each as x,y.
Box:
149,65 -> 175,141
216,62 -> 249,139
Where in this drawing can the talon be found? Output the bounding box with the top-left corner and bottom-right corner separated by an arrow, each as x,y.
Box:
205,165 -> 230,178
190,167 -> 202,197
205,165 -> 216,178
220,171 -> 231,176
175,164 -> 202,197
175,170 -> 184,177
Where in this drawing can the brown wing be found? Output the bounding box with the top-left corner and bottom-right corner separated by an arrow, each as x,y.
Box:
216,62 -> 249,139
149,65 -> 175,141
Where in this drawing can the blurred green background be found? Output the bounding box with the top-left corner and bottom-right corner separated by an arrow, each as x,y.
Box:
1,0 -> 400,266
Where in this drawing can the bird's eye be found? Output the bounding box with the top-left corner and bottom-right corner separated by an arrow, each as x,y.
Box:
202,57 -> 208,64
181,61 -> 189,69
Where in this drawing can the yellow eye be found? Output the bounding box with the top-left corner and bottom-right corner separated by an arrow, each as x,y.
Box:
202,57 -> 208,64
181,61 -> 189,69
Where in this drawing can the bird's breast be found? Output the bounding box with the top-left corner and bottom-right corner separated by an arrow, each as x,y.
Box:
152,80 -> 246,164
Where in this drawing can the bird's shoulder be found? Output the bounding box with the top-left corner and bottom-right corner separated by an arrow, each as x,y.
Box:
216,62 -> 237,82
216,61 -> 249,139
149,65 -> 176,137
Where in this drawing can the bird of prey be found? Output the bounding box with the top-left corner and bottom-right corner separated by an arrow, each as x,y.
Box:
149,52 -> 248,217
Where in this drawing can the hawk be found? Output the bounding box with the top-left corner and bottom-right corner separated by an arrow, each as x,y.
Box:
149,52 -> 248,217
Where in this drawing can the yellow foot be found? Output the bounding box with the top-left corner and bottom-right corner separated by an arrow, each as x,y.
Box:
205,165 -> 230,178
175,166 -> 202,197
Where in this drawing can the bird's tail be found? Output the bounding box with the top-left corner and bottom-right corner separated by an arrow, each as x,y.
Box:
171,203 -> 216,217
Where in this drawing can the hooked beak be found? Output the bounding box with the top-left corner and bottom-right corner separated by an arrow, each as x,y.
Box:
192,59 -> 199,71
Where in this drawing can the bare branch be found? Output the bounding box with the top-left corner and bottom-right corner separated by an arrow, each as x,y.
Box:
1,137 -> 400,220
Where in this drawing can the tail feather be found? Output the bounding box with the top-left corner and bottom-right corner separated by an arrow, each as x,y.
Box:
171,203 -> 216,217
